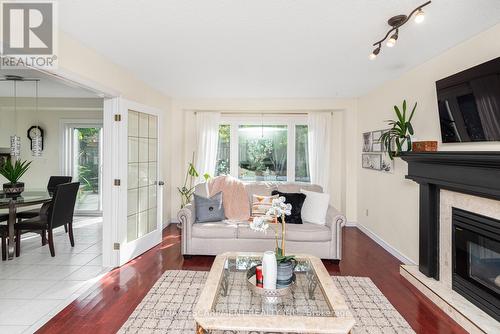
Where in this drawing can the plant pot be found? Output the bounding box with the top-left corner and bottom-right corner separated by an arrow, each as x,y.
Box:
276,260 -> 296,288
3,182 -> 24,197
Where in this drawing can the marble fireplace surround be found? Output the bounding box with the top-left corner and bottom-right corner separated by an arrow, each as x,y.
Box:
400,152 -> 500,333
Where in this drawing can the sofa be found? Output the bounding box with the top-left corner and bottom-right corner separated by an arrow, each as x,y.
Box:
177,182 -> 346,260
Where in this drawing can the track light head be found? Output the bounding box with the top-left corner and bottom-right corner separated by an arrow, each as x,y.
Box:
414,8 -> 425,23
369,46 -> 381,60
386,31 -> 398,47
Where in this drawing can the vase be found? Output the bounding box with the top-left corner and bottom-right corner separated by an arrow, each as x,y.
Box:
262,251 -> 277,290
3,182 -> 24,197
276,260 -> 296,288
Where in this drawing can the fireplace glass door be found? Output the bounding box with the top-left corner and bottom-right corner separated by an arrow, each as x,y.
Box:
452,208 -> 500,321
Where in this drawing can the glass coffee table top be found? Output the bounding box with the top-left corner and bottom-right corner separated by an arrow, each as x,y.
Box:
213,255 -> 333,317
194,252 -> 354,334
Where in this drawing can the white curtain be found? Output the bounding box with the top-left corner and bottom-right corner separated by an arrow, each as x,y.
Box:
308,112 -> 332,193
195,111 -> 221,183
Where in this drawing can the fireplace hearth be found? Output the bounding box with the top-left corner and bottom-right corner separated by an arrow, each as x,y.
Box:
452,208 -> 500,321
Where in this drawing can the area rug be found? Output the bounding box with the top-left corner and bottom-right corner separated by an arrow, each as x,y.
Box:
118,270 -> 414,334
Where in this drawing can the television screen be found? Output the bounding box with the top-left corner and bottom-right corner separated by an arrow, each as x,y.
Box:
436,57 -> 500,143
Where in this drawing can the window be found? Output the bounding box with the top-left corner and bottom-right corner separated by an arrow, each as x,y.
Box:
215,116 -> 310,182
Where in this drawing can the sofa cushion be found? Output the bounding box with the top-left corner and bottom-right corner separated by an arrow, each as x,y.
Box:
238,223 -> 276,239
244,182 -> 278,204
251,194 -> 278,217
271,190 -> 306,224
192,221 -> 238,239
277,183 -> 323,194
285,223 -> 331,242
194,192 -> 225,223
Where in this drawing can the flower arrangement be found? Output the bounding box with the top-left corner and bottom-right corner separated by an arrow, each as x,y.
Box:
250,196 -> 295,263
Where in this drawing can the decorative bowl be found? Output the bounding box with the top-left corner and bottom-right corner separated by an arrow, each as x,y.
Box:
246,265 -> 295,304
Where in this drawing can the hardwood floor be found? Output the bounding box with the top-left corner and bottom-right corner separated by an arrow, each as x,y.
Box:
36,225 -> 466,334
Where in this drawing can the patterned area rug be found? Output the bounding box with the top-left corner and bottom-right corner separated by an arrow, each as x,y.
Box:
119,270 -> 414,334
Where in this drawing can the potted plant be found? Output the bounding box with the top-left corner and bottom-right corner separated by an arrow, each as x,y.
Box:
0,158 -> 32,197
250,197 -> 296,287
380,100 -> 417,159
177,153 -> 212,209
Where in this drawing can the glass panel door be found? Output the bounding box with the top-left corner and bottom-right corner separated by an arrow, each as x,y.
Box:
63,122 -> 103,216
127,110 -> 158,243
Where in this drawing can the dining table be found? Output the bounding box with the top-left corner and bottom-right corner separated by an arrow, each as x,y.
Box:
0,190 -> 52,260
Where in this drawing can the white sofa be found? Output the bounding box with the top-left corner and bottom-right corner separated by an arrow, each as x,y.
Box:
177,182 -> 346,260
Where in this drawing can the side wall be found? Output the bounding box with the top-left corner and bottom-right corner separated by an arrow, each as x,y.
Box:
357,23 -> 500,263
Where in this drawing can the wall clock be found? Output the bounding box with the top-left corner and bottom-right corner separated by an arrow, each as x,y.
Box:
27,125 -> 44,151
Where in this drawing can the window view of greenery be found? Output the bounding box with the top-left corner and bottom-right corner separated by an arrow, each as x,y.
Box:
75,128 -> 101,211
215,124 -> 230,176
295,125 -> 310,182
238,125 -> 287,181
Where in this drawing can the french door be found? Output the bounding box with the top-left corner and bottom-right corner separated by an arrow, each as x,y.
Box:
62,121 -> 103,216
113,99 -> 164,266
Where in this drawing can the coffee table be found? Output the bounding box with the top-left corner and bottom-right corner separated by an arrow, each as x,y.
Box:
194,252 -> 355,333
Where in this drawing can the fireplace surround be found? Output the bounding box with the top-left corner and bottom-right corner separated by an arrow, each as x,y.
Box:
401,152 -> 500,331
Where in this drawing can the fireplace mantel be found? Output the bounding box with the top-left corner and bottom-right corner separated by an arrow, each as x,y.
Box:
400,151 -> 500,279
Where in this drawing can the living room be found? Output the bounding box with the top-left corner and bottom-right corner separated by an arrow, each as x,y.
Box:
1,1 -> 500,333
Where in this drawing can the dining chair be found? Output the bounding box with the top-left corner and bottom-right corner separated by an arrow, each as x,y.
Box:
17,176 -> 73,220
15,182 -> 80,257
0,213 -> 7,261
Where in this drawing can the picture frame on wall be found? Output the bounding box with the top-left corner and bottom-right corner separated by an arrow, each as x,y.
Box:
362,153 -> 382,170
0,153 -> 9,168
362,132 -> 372,152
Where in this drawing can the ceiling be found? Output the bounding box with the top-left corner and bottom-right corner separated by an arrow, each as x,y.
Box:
58,0 -> 500,98
0,69 -> 100,98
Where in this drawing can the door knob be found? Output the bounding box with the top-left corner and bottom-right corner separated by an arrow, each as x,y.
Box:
158,181 -> 165,186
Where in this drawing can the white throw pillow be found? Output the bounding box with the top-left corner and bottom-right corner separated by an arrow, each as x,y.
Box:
300,189 -> 330,225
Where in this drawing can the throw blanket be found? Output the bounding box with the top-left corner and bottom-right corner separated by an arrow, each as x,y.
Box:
208,175 -> 250,221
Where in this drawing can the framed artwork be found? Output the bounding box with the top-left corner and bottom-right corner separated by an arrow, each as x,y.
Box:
362,153 -> 382,170
0,153 -> 9,168
380,153 -> 394,173
362,132 -> 372,152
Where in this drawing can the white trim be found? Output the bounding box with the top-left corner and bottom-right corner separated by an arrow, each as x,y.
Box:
345,221 -> 357,227
352,222 -> 417,265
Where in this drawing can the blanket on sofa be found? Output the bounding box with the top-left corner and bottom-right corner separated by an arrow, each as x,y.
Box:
208,175 -> 250,221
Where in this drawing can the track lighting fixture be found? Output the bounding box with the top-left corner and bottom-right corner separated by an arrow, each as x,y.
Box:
369,1 -> 431,59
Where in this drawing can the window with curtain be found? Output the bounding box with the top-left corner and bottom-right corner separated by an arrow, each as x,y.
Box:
215,117 -> 310,182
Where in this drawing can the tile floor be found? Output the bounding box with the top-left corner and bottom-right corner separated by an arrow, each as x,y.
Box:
0,217 -> 108,334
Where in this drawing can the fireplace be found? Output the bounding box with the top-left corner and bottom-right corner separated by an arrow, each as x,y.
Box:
452,207 -> 500,321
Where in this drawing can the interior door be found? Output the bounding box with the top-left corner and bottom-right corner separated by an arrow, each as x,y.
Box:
118,100 -> 163,265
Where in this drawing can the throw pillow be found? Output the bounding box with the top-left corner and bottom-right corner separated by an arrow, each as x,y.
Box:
251,194 -> 278,217
194,192 -> 225,223
271,190 -> 306,224
300,189 -> 330,225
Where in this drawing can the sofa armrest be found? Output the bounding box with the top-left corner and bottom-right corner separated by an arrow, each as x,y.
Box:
325,205 -> 346,260
177,203 -> 195,254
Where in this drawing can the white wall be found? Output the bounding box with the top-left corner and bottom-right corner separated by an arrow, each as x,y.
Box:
357,23 -> 500,263
0,97 -> 103,187
54,31 -> 173,226
169,98 -> 358,222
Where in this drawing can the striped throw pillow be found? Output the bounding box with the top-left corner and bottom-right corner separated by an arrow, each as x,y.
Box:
251,194 -> 278,217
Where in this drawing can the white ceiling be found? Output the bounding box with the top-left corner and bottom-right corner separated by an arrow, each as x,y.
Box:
0,69 -> 100,98
58,0 -> 500,98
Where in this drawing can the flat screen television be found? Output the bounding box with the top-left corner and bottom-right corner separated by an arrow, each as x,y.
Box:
436,57 -> 500,143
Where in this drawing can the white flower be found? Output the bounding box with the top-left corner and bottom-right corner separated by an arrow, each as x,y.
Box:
250,216 -> 269,232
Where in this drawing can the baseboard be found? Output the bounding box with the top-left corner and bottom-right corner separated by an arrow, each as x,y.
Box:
353,222 -> 417,265
345,221 -> 357,227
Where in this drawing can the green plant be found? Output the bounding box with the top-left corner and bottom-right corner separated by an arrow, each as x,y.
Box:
177,153 -> 212,208
0,159 -> 32,184
380,100 -> 417,159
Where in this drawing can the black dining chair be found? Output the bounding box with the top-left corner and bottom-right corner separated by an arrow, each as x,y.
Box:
0,213 -> 8,261
17,176 -> 72,220
15,182 -> 80,257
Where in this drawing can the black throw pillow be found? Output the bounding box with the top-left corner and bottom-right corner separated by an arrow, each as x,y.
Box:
271,190 -> 306,224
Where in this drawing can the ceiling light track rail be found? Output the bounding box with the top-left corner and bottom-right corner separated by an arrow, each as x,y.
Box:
369,1 -> 431,60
